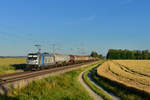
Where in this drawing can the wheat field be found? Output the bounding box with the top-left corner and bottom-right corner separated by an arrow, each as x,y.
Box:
97,60 -> 150,93
0,58 -> 26,75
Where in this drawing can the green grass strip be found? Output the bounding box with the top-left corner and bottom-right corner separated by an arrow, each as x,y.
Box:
0,62 -> 99,100
82,61 -> 114,100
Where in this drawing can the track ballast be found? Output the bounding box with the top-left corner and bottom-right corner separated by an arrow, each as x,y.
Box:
0,62 -> 94,85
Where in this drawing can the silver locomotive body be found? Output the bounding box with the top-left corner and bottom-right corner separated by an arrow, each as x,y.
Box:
27,53 -> 54,69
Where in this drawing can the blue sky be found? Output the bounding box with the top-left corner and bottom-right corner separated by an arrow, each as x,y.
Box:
0,0 -> 150,56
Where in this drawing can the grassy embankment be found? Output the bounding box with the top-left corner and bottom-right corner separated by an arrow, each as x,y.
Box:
0,58 -> 26,75
1,62 -> 100,100
93,60 -> 150,100
82,61 -> 114,100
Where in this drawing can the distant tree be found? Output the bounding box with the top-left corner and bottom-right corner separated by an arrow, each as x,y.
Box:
90,51 -> 104,59
134,50 -> 142,59
142,50 -> 149,59
90,51 -> 99,57
131,51 -> 135,59
106,49 -> 150,60
99,54 -> 105,59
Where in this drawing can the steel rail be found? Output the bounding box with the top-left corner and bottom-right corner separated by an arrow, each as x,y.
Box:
0,62 -> 93,85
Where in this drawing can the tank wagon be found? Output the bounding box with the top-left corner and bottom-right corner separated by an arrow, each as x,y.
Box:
27,53 -> 98,70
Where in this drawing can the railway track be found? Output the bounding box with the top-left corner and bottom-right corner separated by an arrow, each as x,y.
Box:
0,62 -> 93,85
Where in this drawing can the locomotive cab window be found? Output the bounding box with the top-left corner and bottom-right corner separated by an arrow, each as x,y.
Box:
28,55 -> 37,60
28,57 -> 37,60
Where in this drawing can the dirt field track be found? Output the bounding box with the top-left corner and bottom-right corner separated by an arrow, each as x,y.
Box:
97,60 -> 150,93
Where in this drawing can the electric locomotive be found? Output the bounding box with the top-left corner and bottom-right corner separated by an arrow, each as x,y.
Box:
27,52 -> 72,70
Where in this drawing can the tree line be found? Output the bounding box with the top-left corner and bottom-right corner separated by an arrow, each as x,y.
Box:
90,51 -> 105,59
106,49 -> 150,59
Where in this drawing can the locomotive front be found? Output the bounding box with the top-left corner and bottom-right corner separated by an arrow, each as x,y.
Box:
27,53 -> 39,66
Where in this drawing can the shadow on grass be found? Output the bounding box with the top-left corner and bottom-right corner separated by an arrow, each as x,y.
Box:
0,94 -> 18,100
11,64 -> 28,71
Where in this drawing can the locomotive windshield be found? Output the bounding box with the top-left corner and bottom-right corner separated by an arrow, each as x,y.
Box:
27,54 -> 38,60
28,57 -> 37,60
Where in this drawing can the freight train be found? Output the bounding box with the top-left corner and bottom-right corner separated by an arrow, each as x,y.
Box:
26,52 -> 98,70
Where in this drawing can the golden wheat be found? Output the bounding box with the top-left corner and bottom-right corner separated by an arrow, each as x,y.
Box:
97,60 -> 150,93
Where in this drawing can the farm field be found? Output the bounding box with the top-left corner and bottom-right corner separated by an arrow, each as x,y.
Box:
97,60 -> 150,94
0,58 -> 26,75
0,62 -> 100,100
